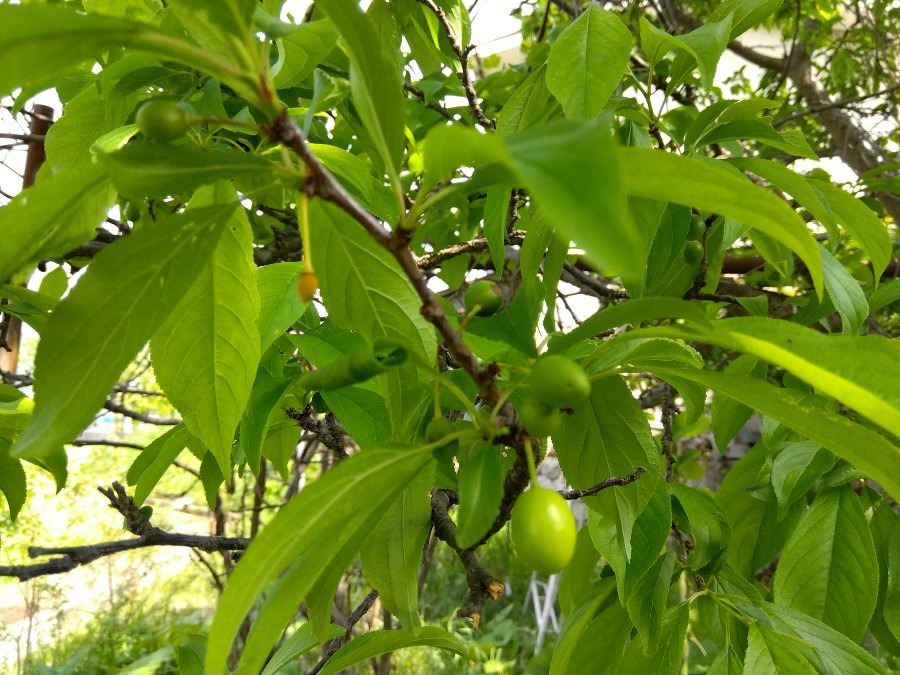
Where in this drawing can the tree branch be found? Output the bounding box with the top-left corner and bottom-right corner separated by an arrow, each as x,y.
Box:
430,490 -> 503,627
415,0 -> 495,129
0,482 -> 249,582
559,466 -> 648,499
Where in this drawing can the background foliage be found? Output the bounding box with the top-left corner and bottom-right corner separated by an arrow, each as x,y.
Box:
0,0 -> 898,672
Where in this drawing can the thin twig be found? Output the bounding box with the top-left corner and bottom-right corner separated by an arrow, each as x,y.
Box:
415,0 -> 495,129
661,386 -> 676,481
309,589 -> 380,675
0,483 -> 249,582
559,467 -> 647,499
403,82 -> 456,122
773,83 -> 900,127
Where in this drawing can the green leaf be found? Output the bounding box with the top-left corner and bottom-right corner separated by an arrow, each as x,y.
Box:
255,263 -> 307,353
151,185 -> 260,476
318,627 -> 468,675
0,163 -> 113,283
700,120 -> 817,159
127,425 -> 191,506
708,646 -> 744,675
0,6 -> 142,98
770,441 -> 834,520
360,465 -> 434,628
616,149 -> 824,295
322,386 -> 394,448
625,550 -> 677,651
205,444 -> 434,675
671,15 -> 732,91
865,492 -> 900,654
315,0 -> 405,180
809,179 -> 893,280
261,622 -> 344,675
549,297 -> 711,356
260,623 -> 343,675
885,516 -> 900,642
819,244 -> 868,335
239,372 -> 294,471
505,120 -> 643,281
550,578 -> 631,675
729,598 -> 887,673
709,0 -> 784,40
455,446 -> 504,549
495,64 -> 558,136
637,317 -> 900,442
13,206 -> 231,469
773,486 -> 879,641
546,5 -> 633,120
0,5 -> 261,108
588,474 -> 671,604
555,375 -> 662,556
45,86 -> 110,173
0,439 -> 27,521
870,278 -> 900,313
272,18 -> 340,88
618,602 -> 691,675
711,355 -> 767,451
167,0 -> 256,62
727,157 -> 839,241
311,201 -> 435,363
649,365 -> 900,502
670,483 -> 731,575
420,124 -> 510,194
557,527 -> 601,616
716,442 -> 803,577
310,200 -> 436,436
483,186 -> 512,274
99,144 -> 289,199
466,279 -> 541,358
744,623 -> 819,674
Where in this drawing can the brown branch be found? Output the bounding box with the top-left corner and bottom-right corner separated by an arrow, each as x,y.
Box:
660,386 -> 676,481
430,490 -> 503,627
286,405 -> 346,458
773,83 -> 900,127
403,82 -> 457,122
415,230 -> 525,269
265,111 -> 499,404
72,439 -> 146,450
103,397 -> 181,425
415,0 -> 494,129
309,589 -> 380,675
559,466 -> 648,499
0,482 -> 249,582
0,133 -> 46,143
562,262 -> 630,300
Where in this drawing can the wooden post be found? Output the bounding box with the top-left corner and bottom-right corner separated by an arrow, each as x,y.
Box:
0,103 -> 53,375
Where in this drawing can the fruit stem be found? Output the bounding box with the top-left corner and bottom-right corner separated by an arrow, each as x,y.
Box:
524,438 -> 539,486
433,357 -> 442,419
457,305 -> 481,333
299,192 -> 314,273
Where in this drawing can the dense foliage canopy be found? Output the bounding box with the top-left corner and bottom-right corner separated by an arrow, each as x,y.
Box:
0,0 -> 898,672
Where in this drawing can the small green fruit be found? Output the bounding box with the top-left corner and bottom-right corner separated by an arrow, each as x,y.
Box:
464,280 -> 503,317
510,487 -> 577,575
528,355 -> 591,408
517,395 -> 561,438
682,240 -> 704,266
687,215 -> 706,241
136,99 -> 190,142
